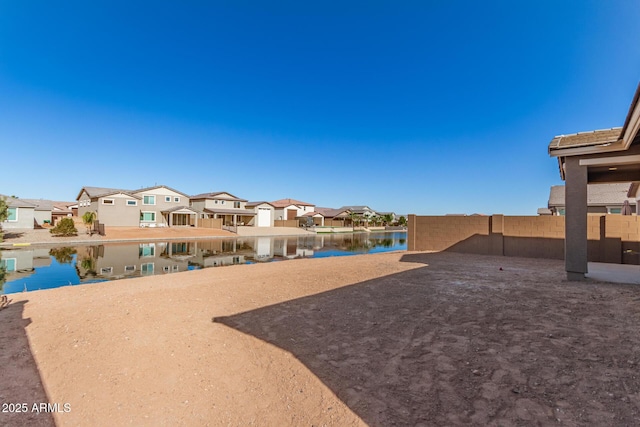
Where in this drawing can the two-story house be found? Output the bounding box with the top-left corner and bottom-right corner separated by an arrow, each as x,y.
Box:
77,185 -> 196,227
190,192 -> 256,226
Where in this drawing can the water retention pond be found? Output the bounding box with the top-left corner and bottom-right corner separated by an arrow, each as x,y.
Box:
1,232 -> 407,294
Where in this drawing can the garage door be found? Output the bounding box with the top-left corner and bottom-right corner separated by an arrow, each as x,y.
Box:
257,208 -> 271,227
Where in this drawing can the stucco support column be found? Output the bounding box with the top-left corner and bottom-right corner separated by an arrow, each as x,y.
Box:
564,157 -> 588,280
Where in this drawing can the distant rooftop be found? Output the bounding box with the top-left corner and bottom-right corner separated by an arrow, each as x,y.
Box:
548,183 -> 635,207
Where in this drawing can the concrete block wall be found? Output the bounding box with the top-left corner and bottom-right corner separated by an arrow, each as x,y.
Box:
408,215 -> 490,253
408,214 -> 640,264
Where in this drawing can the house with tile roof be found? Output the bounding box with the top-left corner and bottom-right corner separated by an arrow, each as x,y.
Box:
190,192 -> 256,227
77,185 -> 197,227
1,196 -> 37,229
547,81 -> 640,280
339,205 -> 378,218
547,183 -> 636,215
245,201 -> 276,227
270,198 -> 315,221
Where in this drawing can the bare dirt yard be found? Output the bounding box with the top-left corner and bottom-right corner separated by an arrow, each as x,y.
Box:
1,251 -> 639,426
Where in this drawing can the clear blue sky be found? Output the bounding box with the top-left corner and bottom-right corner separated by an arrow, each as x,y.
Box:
1,1 -> 639,215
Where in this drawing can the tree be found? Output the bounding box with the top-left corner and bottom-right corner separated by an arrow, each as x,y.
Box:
398,216 -> 407,227
382,213 -> 394,226
49,247 -> 77,264
0,197 -> 8,241
82,211 -> 97,235
50,218 -> 78,237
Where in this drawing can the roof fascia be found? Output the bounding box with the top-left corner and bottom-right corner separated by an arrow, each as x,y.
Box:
620,83 -> 640,149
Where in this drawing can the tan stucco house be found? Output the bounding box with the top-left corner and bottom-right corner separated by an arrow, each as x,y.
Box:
271,198 -> 315,221
1,197 -> 36,229
77,185 -> 196,227
190,192 -> 256,226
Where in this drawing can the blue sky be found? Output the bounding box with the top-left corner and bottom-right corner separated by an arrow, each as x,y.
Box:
1,1 -> 639,215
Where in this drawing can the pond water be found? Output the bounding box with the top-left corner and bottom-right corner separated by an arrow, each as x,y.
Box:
0,232 -> 406,294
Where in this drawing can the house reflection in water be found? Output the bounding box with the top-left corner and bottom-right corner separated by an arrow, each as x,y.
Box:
1,232 -> 407,293
0,248 -> 51,282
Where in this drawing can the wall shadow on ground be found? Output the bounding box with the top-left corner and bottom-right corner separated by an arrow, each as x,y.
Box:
213,252 -> 640,426
433,233 -> 640,265
0,300 -> 55,427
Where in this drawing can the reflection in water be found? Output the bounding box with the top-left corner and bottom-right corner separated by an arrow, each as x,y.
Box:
1,232 -> 406,293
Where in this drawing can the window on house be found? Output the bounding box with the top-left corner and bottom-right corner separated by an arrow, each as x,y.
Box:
140,212 -> 156,222
139,244 -> 155,257
608,207 -> 622,214
124,265 -> 136,272
141,263 -> 154,275
7,208 -> 17,221
102,199 -> 114,205
234,202 -> 241,208
558,209 -> 566,216
101,267 -> 113,274
221,200 -> 225,205
1,258 -> 16,272
127,200 -> 137,206
174,197 -> 180,203
165,196 -> 171,202
143,195 -> 155,205
214,200 -> 218,204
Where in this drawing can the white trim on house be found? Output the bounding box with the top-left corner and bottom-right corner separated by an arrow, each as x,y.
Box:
2,258 -> 17,271
140,211 -> 156,222
174,197 -> 180,203
126,200 -> 138,206
124,265 -> 136,273
7,207 -> 17,222
141,262 -> 154,275
102,198 -> 115,205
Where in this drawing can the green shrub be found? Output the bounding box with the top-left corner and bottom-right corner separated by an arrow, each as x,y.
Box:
50,218 -> 78,237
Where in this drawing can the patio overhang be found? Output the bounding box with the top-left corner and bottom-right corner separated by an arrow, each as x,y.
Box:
548,81 -> 640,280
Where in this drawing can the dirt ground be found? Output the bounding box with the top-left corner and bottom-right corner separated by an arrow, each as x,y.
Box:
1,251 -> 640,426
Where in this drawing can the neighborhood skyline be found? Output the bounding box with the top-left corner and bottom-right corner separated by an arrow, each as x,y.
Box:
1,2 -> 640,215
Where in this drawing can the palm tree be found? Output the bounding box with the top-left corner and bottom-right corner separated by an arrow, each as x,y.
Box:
348,211 -> 361,231
82,211 -> 97,235
382,213 -> 394,226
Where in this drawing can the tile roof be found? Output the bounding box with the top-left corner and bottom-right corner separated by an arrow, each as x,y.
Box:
1,196 -> 36,208
315,207 -> 351,218
548,183 -> 636,207
19,199 -> 54,211
271,198 -> 315,208
246,201 -> 275,208
77,186 -> 138,200
190,192 -> 247,201
548,128 -> 622,151
133,185 -> 191,198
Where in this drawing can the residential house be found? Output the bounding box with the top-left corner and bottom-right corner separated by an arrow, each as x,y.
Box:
1,197 -> 36,229
308,207 -> 352,226
51,201 -> 76,224
547,183 -> 636,215
77,185 -> 196,227
339,205 -> 378,219
245,202 -> 276,227
271,198 -> 316,221
19,199 -> 53,226
190,192 -> 255,226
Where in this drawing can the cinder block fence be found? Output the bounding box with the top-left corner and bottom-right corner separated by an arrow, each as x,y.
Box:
407,214 -> 640,265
